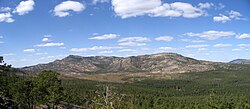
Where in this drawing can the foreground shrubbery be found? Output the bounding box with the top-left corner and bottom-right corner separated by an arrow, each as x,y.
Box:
1,56 -> 250,109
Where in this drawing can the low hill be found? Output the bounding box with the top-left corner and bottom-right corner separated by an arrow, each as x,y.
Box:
229,59 -> 250,64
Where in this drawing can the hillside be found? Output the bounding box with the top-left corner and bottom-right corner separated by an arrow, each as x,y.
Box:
229,59 -> 250,64
22,53 -> 225,75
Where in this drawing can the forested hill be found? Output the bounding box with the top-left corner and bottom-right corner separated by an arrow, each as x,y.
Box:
22,53 -> 228,74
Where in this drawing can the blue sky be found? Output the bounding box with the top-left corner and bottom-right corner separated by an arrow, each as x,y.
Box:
0,0 -> 250,67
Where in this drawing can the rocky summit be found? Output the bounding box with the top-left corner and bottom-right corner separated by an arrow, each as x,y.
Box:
22,53 -> 221,74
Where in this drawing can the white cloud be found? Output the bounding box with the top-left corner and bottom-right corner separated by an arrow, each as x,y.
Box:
155,36 -> 173,42
158,47 -> 177,51
186,31 -> 235,40
0,7 -> 11,12
238,44 -> 250,47
186,44 -> 209,48
232,48 -> 242,51
23,49 -> 36,52
53,1 -> 85,17
213,10 -> 243,23
42,37 -> 50,42
36,43 -> 64,47
229,10 -> 242,19
213,14 -> 231,23
118,36 -> 150,46
112,0 -> 161,19
198,3 -> 213,9
13,0 -> 35,15
213,44 -> 232,47
93,0 -> 109,4
89,34 -> 119,40
0,36 -> 3,38
0,13 -> 15,23
236,33 -> 250,39
70,46 -> 122,52
99,50 -> 113,54
218,3 -> 225,9
198,48 -> 207,51
0,41 -> 4,44
112,0 -> 208,19
118,42 -> 146,46
118,36 -> 150,42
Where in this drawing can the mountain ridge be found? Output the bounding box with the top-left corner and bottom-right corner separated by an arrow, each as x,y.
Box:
229,59 -> 250,64
22,53 -> 225,74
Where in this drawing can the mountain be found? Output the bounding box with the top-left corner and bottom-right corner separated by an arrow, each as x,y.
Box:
22,53 -> 223,74
229,59 -> 250,64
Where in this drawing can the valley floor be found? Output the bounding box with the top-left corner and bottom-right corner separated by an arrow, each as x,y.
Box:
61,64 -> 250,108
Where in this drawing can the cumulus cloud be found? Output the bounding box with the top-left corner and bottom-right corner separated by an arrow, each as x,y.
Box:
186,44 -> 209,48
213,44 -> 232,47
112,0 -> 161,19
53,1 -> 85,17
218,3 -> 225,9
89,34 -> 119,40
0,13 -> 15,23
42,37 -> 50,42
186,31 -> 235,40
0,7 -> 11,12
236,33 -> 250,39
155,36 -> 173,42
70,46 -> 122,52
23,49 -> 36,52
213,10 -> 243,23
36,43 -> 64,47
229,10 -> 242,19
112,0 -> 210,19
93,0 -> 109,4
198,3 -> 214,9
13,0 -> 35,15
213,14 -> 231,23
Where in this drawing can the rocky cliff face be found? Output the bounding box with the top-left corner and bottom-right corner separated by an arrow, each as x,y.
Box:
22,53 -> 219,74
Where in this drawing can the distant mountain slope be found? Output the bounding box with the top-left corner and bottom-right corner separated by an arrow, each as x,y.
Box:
229,59 -> 250,64
22,53 -> 224,74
